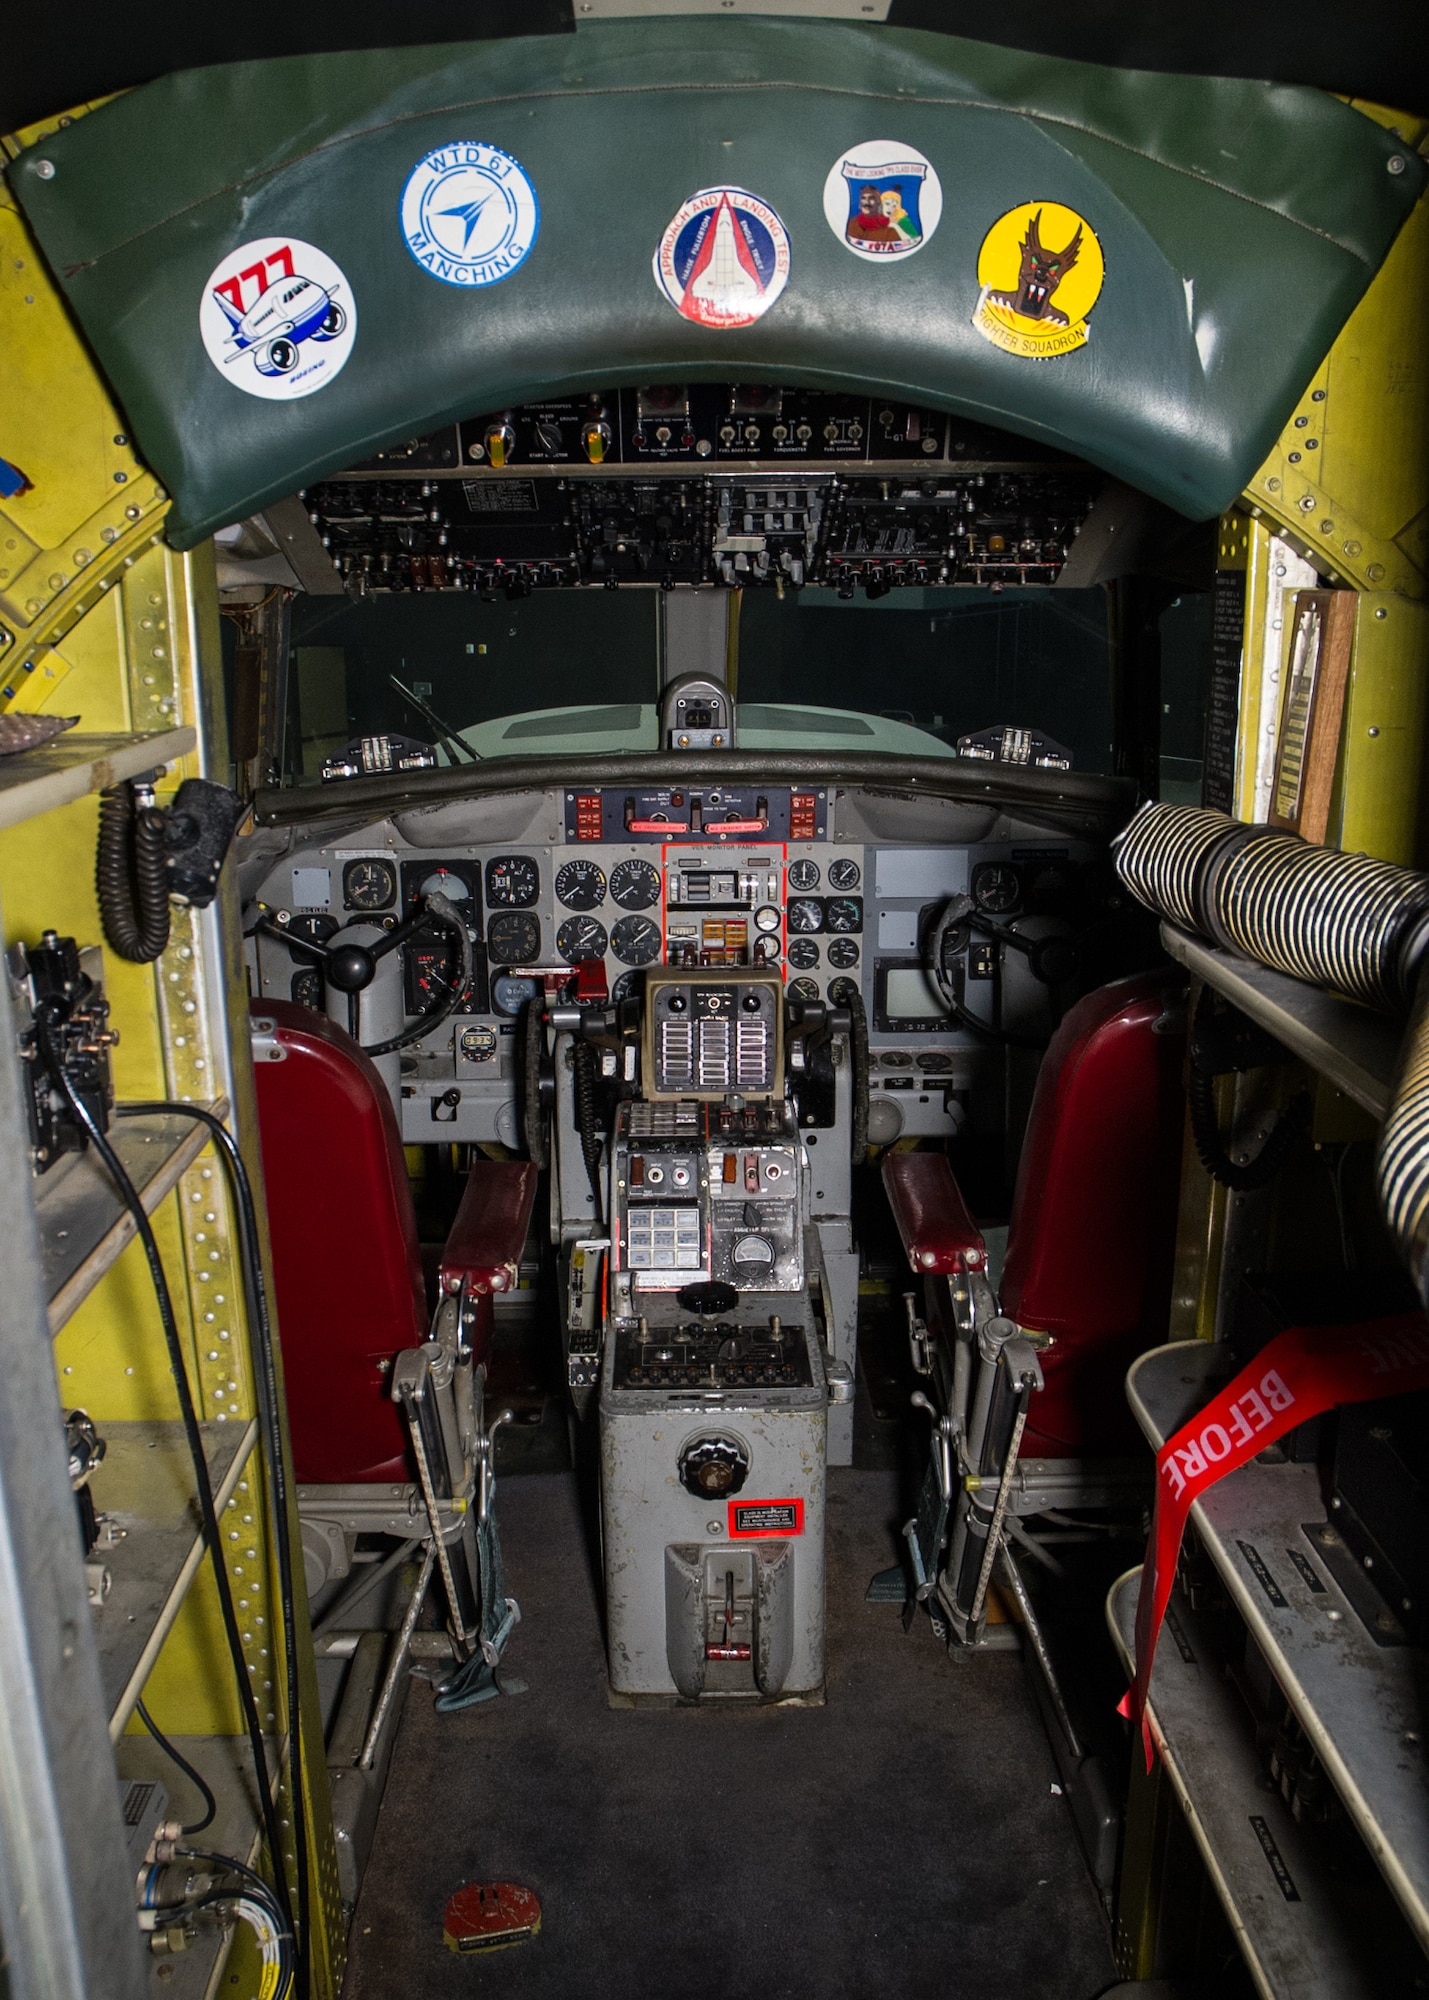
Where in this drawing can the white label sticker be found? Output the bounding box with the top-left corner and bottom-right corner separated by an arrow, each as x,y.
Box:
199,237 -> 355,400
653,187 -> 790,329
823,141 -> 942,262
400,142 -> 540,288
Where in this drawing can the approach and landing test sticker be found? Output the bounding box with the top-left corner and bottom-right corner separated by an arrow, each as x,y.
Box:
401,142 -> 540,288
729,1498 -> 805,1538
199,237 -> 355,400
971,201 -> 1104,360
654,187 -> 790,329
824,141 -> 941,261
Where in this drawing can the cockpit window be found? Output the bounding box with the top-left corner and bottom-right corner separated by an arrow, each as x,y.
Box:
275,582 -> 1117,784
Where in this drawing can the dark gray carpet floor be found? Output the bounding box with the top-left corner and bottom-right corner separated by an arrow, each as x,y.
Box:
341,1467 -> 1117,1999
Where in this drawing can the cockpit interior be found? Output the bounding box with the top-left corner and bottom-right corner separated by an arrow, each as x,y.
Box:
1,11 -> 1427,2000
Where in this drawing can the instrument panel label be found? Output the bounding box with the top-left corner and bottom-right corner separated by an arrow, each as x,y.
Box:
729,1498 -> 804,1538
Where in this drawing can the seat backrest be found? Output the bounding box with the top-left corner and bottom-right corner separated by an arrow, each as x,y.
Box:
250,1000 -> 427,1484
1000,970 -> 1186,1456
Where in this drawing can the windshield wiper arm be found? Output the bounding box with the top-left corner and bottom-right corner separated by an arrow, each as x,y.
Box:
388,674 -> 482,763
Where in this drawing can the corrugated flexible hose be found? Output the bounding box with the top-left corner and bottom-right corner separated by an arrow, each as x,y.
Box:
1113,801 -> 1429,1306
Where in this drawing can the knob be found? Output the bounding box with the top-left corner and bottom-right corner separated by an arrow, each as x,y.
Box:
484,419 -> 516,468
679,1435 -> 750,1499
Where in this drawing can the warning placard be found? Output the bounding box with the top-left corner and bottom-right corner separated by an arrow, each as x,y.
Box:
729,1498 -> 804,1538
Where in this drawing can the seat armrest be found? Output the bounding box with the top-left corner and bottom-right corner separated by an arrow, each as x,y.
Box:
439,1160 -> 538,1297
882,1152 -> 987,1275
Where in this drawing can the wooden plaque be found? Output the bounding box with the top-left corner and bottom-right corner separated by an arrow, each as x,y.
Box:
1267,588 -> 1357,843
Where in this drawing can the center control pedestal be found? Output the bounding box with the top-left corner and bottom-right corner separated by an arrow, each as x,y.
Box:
594,970 -> 831,1704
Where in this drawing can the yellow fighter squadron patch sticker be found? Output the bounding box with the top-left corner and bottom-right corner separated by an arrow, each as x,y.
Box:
971,201 -> 1104,359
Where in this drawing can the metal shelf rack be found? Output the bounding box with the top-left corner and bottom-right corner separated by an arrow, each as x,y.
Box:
1127,1340 -> 1429,1958
0,728 -> 196,833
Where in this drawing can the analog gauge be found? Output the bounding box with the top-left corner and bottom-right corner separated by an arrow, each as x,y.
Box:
557,915 -> 608,963
753,905 -> 782,935
788,898 -> 824,934
343,858 -> 397,911
491,972 -> 539,1017
611,969 -> 645,1006
827,937 -> 859,970
786,938 -> 819,971
828,976 -> 860,1007
611,915 -> 662,966
610,858 -> 661,910
788,976 -> 820,1004
971,861 -> 1021,915
419,867 -> 471,904
555,858 -> 607,910
486,854 -> 540,908
916,1051 -> 954,1072
787,858 -> 820,893
487,911 -> 541,965
405,942 -> 473,1017
286,912 -> 340,948
825,897 -> 863,933
827,856 -> 861,892
290,968 -> 323,1011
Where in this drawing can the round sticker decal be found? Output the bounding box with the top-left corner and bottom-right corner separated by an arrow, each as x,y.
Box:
823,141 -> 942,261
199,237 -> 355,400
653,187 -> 790,329
400,142 -> 540,288
971,201 -> 1104,359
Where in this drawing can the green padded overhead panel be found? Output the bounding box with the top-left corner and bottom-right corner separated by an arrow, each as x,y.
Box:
11,20 -> 1424,546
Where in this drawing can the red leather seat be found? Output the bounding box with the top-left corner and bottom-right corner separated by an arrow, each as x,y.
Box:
250,1001 -> 535,1484
1000,972 -> 1186,1454
886,970 -> 1186,1458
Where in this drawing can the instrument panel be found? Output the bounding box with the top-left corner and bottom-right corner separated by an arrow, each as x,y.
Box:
246,783 -> 1102,1145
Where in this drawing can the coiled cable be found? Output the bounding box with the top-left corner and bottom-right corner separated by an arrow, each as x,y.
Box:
571,1036 -> 605,1225
96,783 -> 171,963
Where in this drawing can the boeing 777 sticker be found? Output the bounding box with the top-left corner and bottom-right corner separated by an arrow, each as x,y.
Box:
653,188 -> 790,329
824,142 -> 941,261
971,202 -> 1104,359
199,238 -> 355,399
401,143 -> 540,288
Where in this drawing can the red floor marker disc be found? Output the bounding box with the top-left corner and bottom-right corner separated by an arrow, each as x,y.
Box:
442,1881 -> 542,1954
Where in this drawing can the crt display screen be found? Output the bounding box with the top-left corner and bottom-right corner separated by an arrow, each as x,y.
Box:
884,968 -> 946,1020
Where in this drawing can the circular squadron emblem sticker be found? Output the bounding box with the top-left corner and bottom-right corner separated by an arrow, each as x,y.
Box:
971,201 -> 1104,359
653,187 -> 790,329
824,141 -> 941,261
401,142 -> 540,288
199,237 -> 355,400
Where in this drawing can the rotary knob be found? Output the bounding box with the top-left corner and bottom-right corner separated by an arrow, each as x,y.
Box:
679,1435 -> 750,1499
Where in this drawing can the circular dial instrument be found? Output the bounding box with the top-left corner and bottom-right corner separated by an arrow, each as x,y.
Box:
342,858 -> 397,911
825,897 -> 862,933
827,937 -> 860,969
555,858 -> 607,910
827,857 -> 861,892
786,937 -> 819,971
971,861 -> 1021,914
611,915 -> 662,966
611,968 -> 645,1006
418,867 -> 472,905
609,859 -> 661,910
753,904 -> 782,935
487,912 -> 541,965
557,915 -> 608,963
787,858 -> 820,893
491,972 -> 539,1017
286,912 -> 340,947
787,976 -> 820,1003
828,976 -> 860,1007
787,898 -> 824,935
485,854 -> 540,908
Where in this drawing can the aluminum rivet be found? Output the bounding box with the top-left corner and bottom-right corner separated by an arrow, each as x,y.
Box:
34,160 -> 55,180
1388,155 -> 1407,174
